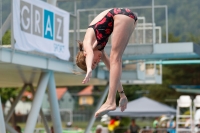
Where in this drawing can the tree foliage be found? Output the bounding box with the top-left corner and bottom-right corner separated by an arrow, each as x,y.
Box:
2,30 -> 11,45
0,88 -> 20,105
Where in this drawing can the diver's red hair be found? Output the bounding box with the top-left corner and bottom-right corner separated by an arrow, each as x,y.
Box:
76,41 -> 87,71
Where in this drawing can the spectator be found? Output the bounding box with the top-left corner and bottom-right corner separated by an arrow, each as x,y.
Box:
153,117 -> 159,128
14,125 -> 22,133
127,119 -> 140,133
96,125 -> 103,133
50,126 -> 54,133
185,117 -> 192,128
167,115 -> 176,133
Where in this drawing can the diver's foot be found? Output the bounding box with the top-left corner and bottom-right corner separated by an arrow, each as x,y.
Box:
95,103 -> 116,117
119,97 -> 128,112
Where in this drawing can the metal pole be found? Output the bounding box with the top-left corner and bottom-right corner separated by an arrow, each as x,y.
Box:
160,62 -> 162,86
77,10 -> 80,40
47,71 -> 63,133
0,97 -> 6,133
5,84 -> 27,122
159,27 -> 162,43
11,0 -> 15,63
77,5 -> 167,12
30,84 -> 51,133
0,0 -> 2,46
165,6 -> 168,43
143,17 -> 146,44
152,0 -> 155,44
24,72 -> 50,133
136,24 -> 138,44
5,123 -> 18,133
147,60 -> 200,65
84,84 -> 109,133
73,1 -> 77,64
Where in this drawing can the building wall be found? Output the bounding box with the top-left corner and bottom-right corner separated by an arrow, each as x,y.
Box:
59,92 -> 74,110
42,92 -> 75,111
79,96 -> 94,105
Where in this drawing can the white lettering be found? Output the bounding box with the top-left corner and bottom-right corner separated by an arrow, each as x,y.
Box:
21,6 -> 30,30
56,18 -> 62,40
45,16 -> 53,37
35,10 -> 40,33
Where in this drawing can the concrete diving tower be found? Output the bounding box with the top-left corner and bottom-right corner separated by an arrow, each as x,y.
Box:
0,47 -> 107,87
0,46 -> 107,133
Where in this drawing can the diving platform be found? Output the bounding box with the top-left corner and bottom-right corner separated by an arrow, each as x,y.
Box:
170,85 -> 200,94
95,42 -> 200,84
0,46 -> 107,87
1,42 -> 198,88
105,42 -> 200,60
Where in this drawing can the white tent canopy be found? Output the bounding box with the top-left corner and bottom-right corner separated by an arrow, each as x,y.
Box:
108,97 -> 176,117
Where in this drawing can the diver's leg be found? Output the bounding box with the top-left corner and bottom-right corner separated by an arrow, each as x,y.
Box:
95,15 -> 136,117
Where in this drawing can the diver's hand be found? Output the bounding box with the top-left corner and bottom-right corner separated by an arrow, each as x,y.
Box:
82,69 -> 92,84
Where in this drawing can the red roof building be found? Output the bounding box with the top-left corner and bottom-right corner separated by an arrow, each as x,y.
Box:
78,85 -> 94,105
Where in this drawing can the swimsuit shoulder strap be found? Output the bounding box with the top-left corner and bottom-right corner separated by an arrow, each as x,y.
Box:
88,25 -> 95,28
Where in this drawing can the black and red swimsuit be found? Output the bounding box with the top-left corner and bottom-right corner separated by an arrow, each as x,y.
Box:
88,8 -> 137,51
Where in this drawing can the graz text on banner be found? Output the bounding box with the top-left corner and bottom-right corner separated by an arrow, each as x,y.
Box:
13,0 -> 70,60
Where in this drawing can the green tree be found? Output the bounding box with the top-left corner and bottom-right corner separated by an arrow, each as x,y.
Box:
0,88 -> 20,105
0,87 -> 20,126
163,33 -> 181,43
185,33 -> 200,44
2,30 -> 11,45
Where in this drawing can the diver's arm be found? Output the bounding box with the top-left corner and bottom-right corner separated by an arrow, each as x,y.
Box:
82,41 -> 94,84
